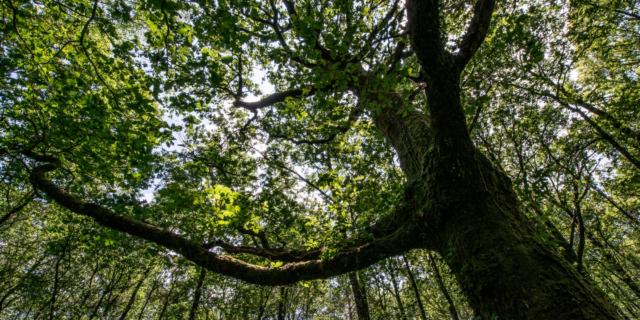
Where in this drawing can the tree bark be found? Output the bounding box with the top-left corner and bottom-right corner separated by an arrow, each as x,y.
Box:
422,143 -> 621,319
348,272 -> 371,320
403,1 -> 622,318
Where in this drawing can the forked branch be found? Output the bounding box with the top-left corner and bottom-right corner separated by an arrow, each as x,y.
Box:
454,0 -> 496,70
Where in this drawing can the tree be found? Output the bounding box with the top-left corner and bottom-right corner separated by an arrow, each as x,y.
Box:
1,0 -> 638,319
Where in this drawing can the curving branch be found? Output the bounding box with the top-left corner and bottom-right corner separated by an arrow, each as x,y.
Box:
237,226 -> 271,248
203,239 -> 323,263
233,88 -> 315,111
26,154 -> 419,285
454,0 -> 496,70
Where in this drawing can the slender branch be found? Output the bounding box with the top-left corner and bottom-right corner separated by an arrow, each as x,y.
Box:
358,0 -> 401,61
402,254 -> 429,320
570,105 -> 640,169
237,226 -> 271,249
614,8 -> 640,20
454,0 -> 496,70
589,183 -> 639,227
557,86 -> 640,145
508,82 -> 640,170
268,105 -> 362,145
583,0 -> 640,21
241,3 -> 315,68
0,192 -> 34,226
428,253 -> 460,320
77,0 -> 117,97
78,0 -> 99,46
188,267 -> 206,320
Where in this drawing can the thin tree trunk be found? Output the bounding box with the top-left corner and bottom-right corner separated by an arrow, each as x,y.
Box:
387,260 -> 408,320
601,271 -> 640,319
119,268 -> 151,320
137,276 -> 160,320
348,272 -> 371,320
256,287 -> 271,320
88,286 -> 108,320
75,261 -> 102,317
372,273 -> 390,318
277,286 -> 287,320
188,267 -> 207,320
346,283 -> 353,320
402,255 -> 429,320
588,232 -> 640,299
89,268 -> 122,320
103,273 -> 129,316
48,253 -> 64,320
157,277 -> 175,320
428,254 -> 460,320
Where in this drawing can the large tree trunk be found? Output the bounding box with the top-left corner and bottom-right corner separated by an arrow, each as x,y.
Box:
419,78 -> 619,317
418,79 -> 620,320
386,260 -> 408,320
426,159 -> 620,319
366,73 -> 622,319
399,2 -> 624,314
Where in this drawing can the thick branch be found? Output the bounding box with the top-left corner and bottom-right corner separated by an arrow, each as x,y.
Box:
405,0 -> 475,153
406,0 -> 447,71
454,0 -> 496,70
204,239 -> 323,263
237,226 -> 271,248
233,88 -> 314,111
27,157 -> 419,285
365,92 -> 431,178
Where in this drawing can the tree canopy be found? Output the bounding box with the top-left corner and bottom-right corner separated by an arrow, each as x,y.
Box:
1,0 -> 639,319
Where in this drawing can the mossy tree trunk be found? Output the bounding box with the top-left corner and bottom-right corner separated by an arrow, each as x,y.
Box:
401,1 -> 623,318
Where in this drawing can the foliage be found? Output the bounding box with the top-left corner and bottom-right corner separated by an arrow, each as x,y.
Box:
0,0 -> 639,318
